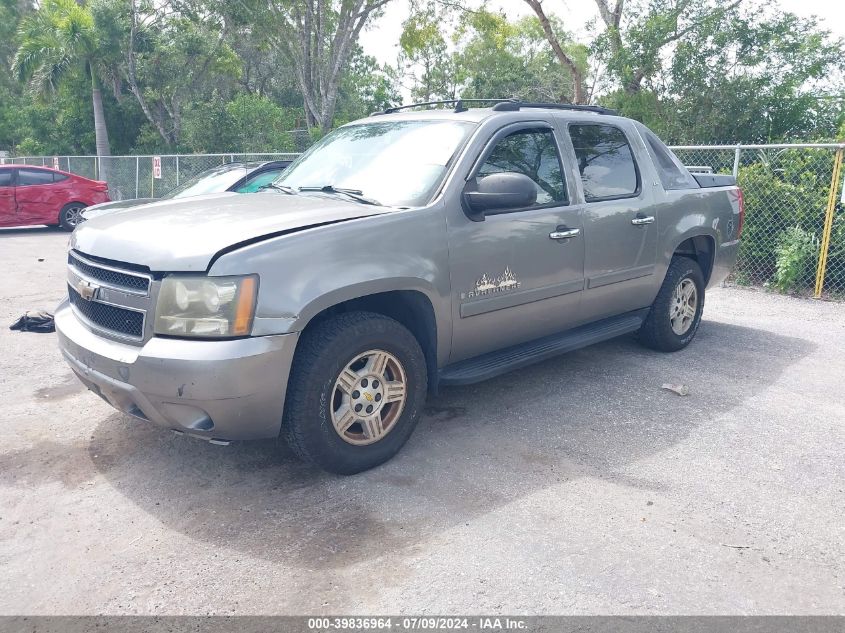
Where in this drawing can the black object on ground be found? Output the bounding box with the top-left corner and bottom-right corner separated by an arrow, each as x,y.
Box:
9,311 -> 55,333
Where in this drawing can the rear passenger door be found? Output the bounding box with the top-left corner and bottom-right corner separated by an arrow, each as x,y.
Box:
14,168 -> 64,226
0,169 -> 14,226
566,122 -> 657,320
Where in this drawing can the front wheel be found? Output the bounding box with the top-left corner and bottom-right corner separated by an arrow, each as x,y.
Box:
638,257 -> 705,352
282,311 -> 427,475
59,203 -> 87,231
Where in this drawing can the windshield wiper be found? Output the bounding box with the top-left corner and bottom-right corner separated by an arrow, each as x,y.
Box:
298,185 -> 382,206
259,183 -> 297,194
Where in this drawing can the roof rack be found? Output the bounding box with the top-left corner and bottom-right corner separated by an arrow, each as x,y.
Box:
491,101 -> 617,115
371,98 -> 618,117
371,99 -> 516,116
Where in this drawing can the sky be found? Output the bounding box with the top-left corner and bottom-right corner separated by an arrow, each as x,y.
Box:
360,0 -> 845,69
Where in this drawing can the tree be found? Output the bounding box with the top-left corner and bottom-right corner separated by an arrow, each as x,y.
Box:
398,4 -> 584,105
667,10 -> 844,142
399,1 -> 457,102
0,0 -> 29,151
182,93 -> 300,152
13,0 -> 113,159
600,3 -> 845,143
455,10 -> 582,103
4,0 -> 842,155
118,0 -> 241,147
336,48 -> 400,121
252,0 -> 394,134
593,0 -> 742,96
521,0 -> 587,103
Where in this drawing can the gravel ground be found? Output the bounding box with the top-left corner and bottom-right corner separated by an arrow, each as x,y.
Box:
1,226 -> 844,615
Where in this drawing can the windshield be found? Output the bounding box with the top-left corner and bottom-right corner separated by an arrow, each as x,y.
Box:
276,120 -> 476,207
164,164 -> 251,199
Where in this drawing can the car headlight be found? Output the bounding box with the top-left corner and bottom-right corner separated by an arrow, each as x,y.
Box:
154,275 -> 258,338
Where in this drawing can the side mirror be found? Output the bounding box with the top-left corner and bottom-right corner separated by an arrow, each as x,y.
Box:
462,172 -> 538,220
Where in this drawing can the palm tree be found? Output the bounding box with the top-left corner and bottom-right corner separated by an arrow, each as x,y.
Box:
13,0 -> 111,165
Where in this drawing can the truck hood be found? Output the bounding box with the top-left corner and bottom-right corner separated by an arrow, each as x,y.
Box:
71,192 -> 390,271
82,197 -> 158,219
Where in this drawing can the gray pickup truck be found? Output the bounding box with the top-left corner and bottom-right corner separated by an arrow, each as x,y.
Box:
56,100 -> 743,474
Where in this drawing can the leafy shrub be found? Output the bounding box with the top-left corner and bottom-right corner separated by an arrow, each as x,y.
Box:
736,149 -> 832,290
822,214 -> 845,294
772,226 -> 818,293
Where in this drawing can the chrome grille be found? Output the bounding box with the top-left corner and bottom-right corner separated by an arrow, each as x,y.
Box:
68,251 -> 151,295
66,251 -> 154,343
68,284 -> 145,338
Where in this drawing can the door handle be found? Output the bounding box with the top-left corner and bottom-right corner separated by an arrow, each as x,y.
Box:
631,215 -> 655,226
549,227 -> 580,240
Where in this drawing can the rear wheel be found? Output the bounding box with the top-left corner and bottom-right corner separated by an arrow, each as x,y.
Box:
639,257 -> 705,352
59,203 -> 86,231
282,311 -> 427,474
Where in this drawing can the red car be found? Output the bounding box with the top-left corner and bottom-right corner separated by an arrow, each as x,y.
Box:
0,165 -> 110,231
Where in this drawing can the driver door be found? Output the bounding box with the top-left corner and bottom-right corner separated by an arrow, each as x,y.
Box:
446,122 -> 585,363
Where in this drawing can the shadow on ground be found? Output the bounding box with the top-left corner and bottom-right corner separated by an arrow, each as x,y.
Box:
0,226 -> 60,237
6,320 -> 813,570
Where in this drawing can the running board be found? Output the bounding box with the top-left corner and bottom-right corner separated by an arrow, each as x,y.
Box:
438,309 -> 649,386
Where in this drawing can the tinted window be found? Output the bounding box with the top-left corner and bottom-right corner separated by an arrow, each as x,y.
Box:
236,169 -> 283,193
53,173 -> 69,183
477,128 -> 566,205
639,126 -> 699,190
569,124 -> 639,201
0,170 -> 11,187
18,169 -> 55,186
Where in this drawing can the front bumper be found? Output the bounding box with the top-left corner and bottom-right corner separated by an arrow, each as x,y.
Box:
55,300 -> 299,441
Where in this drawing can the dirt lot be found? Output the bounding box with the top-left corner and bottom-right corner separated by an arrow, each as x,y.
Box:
1,226 -> 844,615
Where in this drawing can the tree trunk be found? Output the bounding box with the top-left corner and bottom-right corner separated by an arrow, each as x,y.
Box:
523,0 -> 586,103
90,72 -> 111,158
271,0 -> 392,135
89,63 -> 111,184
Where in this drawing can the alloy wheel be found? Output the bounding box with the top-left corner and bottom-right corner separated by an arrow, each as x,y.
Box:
330,349 -> 408,446
669,278 -> 698,335
64,205 -> 85,227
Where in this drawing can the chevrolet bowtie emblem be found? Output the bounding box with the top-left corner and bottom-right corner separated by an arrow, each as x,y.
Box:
77,279 -> 100,301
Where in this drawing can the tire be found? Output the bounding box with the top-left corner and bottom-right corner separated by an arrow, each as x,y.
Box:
282,311 -> 428,475
59,203 -> 87,231
638,257 -> 705,352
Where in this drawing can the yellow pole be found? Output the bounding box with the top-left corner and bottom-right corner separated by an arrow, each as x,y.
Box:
815,147 -> 844,298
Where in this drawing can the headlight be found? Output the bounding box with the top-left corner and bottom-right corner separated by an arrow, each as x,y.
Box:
154,275 -> 258,338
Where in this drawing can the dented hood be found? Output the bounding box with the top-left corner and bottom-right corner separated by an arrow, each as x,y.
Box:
70,192 -> 389,271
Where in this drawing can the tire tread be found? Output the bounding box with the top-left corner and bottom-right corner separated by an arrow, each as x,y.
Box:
639,256 -> 704,352
281,311 -> 426,473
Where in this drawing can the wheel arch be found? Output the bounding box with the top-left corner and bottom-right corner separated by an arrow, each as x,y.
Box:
671,233 -> 716,286
295,287 -> 440,393
58,201 -> 89,228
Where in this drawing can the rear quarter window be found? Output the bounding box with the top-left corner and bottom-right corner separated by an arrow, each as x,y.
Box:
569,123 -> 640,202
638,125 -> 699,190
0,170 -> 11,187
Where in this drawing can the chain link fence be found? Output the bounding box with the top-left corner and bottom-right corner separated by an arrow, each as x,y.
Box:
4,142 -> 844,298
2,153 -> 300,201
672,144 -> 845,298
